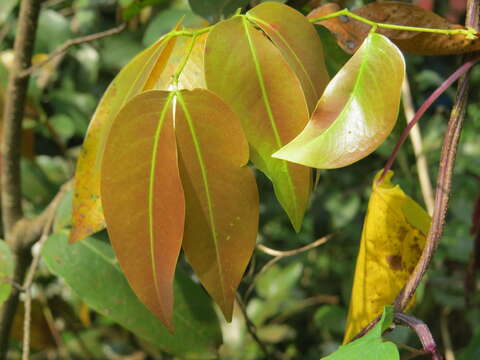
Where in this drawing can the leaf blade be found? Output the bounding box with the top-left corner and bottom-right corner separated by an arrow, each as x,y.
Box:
70,32 -> 178,243
0,240 -> 13,305
310,1 -> 480,55
273,33 -> 405,169
100,90 -> 185,330
175,89 -> 259,320
205,16 -> 311,231
247,1 -> 329,112
43,232 -> 221,357
343,171 -> 431,343
323,306 -> 399,360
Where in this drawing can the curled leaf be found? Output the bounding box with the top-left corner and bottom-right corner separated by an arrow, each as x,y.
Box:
205,16 -> 311,231
343,170 -> 431,343
310,1 -> 480,55
101,91 -> 184,331
273,33 -> 405,169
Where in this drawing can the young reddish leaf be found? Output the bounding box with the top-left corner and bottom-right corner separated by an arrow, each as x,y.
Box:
205,16 -> 311,231
344,170 -> 431,343
101,91 -> 184,331
174,89 -> 259,321
310,1 -> 480,55
247,2 -> 329,112
273,33 -> 405,169
70,31 -> 178,243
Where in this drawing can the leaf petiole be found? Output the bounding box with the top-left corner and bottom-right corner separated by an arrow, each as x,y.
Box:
309,9 -> 478,39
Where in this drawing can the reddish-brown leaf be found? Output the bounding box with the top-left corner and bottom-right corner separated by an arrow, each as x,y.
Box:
175,89 -> 259,320
309,1 -> 480,55
70,31 -> 178,244
204,16 -> 311,231
101,91 -> 184,331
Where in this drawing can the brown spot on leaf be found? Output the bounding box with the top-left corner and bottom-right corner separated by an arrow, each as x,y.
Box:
387,254 -> 403,270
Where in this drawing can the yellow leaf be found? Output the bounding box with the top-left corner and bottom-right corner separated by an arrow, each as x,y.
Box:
343,170 -> 431,343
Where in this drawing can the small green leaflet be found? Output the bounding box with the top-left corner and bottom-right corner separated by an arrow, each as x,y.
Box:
322,306 -> 399,360
0,241 -> 13,305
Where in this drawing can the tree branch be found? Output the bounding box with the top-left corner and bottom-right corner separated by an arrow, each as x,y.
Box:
20,22 -> 126,78
393,0 -> 479,313
1,0 -> 43,236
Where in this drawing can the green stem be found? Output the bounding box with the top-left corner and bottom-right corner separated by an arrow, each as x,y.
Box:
168,26 -> 211,38
309,9 -> 477,39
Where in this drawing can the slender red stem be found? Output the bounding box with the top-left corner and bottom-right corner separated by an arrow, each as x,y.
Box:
378,55 -> 480,183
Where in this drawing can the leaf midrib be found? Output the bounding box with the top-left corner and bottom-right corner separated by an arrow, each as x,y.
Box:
246,14 -> 318,102
241,17 -> 298,220
175,91 -> 227,308
148,92 -> 175,304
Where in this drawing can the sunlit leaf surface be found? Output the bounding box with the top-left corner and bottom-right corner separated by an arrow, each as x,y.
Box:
247,1 -> 329,112
101,91 -> 184,330
205,16 -> 311,231
175,89 -> 258,321
154,33 -> 207,90
343,171 -> 431,343
273,33 -> 405,169
70,32 -> 177,243
43,232 -> 221,357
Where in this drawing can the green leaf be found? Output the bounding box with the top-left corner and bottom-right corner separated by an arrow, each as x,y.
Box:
101,91 -> 185,330
70,30 -> 178,243
322,306 -> 399,360
143,8 -> 205,46
273,33 -> 405,169
0,241 -> 13,305
36,10 -> 71,53
188,0 -> 250,23
0,0 -> 18,25
175,89 -> 259,321
43,231 -> 222,357
247,2 -> 329,112
205,16 -> 311,232
121,0 -> 170,21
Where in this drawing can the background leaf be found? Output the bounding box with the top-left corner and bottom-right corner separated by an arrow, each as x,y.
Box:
175,89 -> 259,321
43,231 -> 222,357
205,16 -> 311,231
101,91 -> 184,330
273,33 -> 405,169
0,241 -> 13,306
344,171 -> 431,343
188,0 -> 250,23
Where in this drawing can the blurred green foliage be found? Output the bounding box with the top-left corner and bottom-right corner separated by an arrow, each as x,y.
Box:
1,0 -> 479,358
